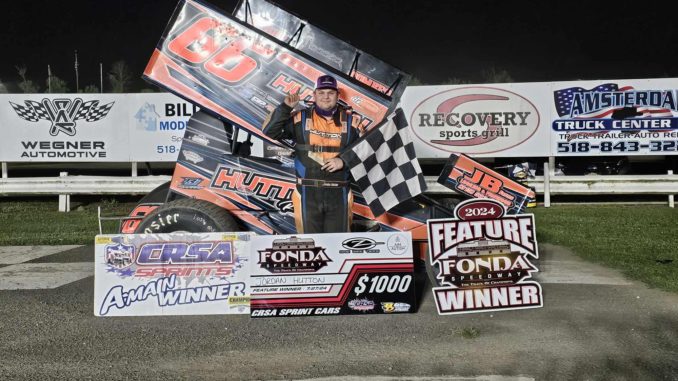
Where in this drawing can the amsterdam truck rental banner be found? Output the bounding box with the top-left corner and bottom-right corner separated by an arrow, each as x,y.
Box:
427,199 -> 542,315
400,84 -> 551,158
551,78 -> 678,156
249,232 -> 416,318
94,232 -> 253,316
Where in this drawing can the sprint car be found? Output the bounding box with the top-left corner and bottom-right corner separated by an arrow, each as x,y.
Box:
118,0 -> 534,273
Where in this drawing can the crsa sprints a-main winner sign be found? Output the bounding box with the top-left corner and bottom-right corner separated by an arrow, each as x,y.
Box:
94,232 -> 252,316
427,199 -> 542,315
250,232 -> 416,318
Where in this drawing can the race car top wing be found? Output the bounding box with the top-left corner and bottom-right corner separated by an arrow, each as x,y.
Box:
144,0 -> 410,145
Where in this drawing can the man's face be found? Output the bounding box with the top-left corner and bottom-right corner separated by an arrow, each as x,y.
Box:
314,89 -> 339,111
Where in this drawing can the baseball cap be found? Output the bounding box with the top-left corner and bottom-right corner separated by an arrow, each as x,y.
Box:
315,75 -> 338,91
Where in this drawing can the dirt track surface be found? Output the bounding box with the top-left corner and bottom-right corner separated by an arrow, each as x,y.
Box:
0,244 -> 677,380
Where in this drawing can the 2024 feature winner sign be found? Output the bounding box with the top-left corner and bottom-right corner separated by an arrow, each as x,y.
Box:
250,232 -> 416,318
427,199 -> 543,315
94,232 -> 253,316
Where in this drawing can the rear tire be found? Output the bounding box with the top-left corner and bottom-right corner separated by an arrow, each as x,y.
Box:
138,181 -> 171,204
425,257 -> 442,288
134,198 -> 239,234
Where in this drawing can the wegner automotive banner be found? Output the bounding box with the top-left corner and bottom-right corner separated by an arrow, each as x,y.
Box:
0,93 -> 267,162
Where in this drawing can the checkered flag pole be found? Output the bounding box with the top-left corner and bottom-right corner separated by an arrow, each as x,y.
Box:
340,108 -> 426,216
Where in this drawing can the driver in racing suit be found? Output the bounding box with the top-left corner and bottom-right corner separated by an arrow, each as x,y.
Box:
263,74 -> 360,233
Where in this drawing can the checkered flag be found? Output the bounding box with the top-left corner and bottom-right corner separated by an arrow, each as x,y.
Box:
9,100 -> 50,122
340,108 -> 426,216
74,100 -> 114,122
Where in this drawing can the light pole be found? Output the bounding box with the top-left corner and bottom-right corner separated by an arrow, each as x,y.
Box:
74,50 -> 80,92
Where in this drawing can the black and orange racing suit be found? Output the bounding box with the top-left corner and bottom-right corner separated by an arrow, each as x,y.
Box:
263,103 -> 360,233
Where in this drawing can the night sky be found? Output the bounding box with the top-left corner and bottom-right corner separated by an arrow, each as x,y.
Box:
2,0 -> 676,91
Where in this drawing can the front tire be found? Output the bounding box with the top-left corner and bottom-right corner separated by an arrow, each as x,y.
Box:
134,199 -> 239,234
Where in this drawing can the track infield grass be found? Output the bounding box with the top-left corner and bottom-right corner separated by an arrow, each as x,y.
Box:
1,200 -> 677,292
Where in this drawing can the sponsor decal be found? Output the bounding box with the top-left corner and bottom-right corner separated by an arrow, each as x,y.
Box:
103,241 -> 240,278
104,243 -> 136,269
210,165 -> 295,212
381,302 -> 411,313
438,154 -> 535,214
182,150 -> 203,164
339,237 -> 383,254
348,298 -> 376,312
386,234 -> 409,255
10,98 -> 114,136
410,87 -> 540,154
135,102 -> 199,132
427,199 -> 543,315
257,236 -> 331,273
134,102 -> 161,131
189,134 -> 210,146
179,177 -> 204,190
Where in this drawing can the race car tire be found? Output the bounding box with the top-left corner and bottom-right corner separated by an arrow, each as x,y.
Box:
438,197 -> 462,211
425,257 -> 442,288
137,181 -> 171,204
134,198 -> 239,234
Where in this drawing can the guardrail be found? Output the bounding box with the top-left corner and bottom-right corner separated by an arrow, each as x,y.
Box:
2,172 -> 676,211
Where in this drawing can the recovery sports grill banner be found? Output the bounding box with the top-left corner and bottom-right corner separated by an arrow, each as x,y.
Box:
249,232 -> 416,318
427,199 -> 543,315
94,232 -> 253,316
143,0 -> 399,145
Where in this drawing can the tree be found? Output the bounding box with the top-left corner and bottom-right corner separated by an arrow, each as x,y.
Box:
16,65 -> 40,93
81,84 -> 100,93
408,76 -> 425,86
442,77 -> 472,85
108,60 -> 132,93
481,67 -> 514,83
46,75 -> 70,93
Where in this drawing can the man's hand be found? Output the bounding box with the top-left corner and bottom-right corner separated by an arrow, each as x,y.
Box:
284,89 -> 301,108
321,157 -> 344,172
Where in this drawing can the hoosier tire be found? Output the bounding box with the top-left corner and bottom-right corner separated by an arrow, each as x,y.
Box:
137,181 -> 171,204
134,199 -> 239,234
